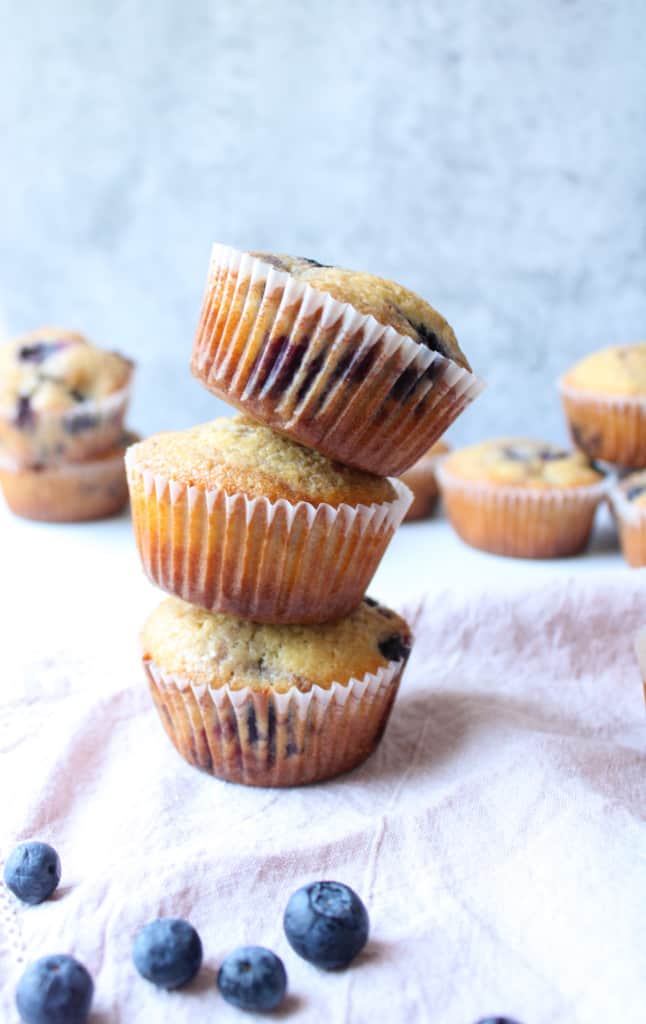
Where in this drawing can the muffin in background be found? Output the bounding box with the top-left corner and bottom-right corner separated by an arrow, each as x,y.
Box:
126,416 -> 411,624
437,438 -> 607,559
0,431 -> 137,523
141,595 -> 413,786
401,440 -> 450,522
0,328 -> 133,468
191,245 -> 484,477
610,470 -> 646,567
559,343 -> 646,468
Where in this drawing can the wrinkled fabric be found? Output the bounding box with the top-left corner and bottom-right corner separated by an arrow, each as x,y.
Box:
1,573 -> 644,1023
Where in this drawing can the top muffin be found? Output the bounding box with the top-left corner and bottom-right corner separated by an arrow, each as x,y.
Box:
249,253 -> 471,371
441,439 -> 604,489
0,328 -> 133,415
142,594 -> 412,693
127,415 -> 397,506
561,343 -> 646,397
192,244 -> 482,477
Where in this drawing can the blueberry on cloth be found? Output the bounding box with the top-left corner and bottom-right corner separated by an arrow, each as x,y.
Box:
474,1017 -> 523,1023
217,946 -> 287,1012
132,917 -> 202,989
283,880 -> 369,969
15,954 -> 93,1024
4,841 -> 61,904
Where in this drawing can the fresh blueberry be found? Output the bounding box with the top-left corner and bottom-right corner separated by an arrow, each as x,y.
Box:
15,954 -> 93,1024
474,1018 -> 523,1024
4,841 -> 61,905
283,880 -> 369,970
378,634 -> 411,663
132,917 -> 202,989
217,945 -> 287,1012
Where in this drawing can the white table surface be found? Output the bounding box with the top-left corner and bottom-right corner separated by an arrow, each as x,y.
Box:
0,497 -> 633,691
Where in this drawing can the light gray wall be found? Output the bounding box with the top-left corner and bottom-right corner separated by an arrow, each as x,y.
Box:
1,0 -> 644,446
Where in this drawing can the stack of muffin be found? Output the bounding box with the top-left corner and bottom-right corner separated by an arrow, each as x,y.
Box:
559,342 -> 646,567
126,246 -> 483,787
0,328 -> 134,522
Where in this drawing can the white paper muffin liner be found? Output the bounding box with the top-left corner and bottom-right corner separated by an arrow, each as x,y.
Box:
559,379 -> 646,469
0,437 -> 132,523
609,483 -> 646,567
191,244 -> 485,476
0,383 -> 132,469
143,654 -> 404,786
437,463 -> 609,558
126,454 -> 412,623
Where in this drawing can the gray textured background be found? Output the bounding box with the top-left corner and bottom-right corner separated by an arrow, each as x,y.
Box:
0,0 -> 644,446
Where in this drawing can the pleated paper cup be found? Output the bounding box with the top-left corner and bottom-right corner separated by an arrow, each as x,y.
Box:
401,445 -> 450,522
0,384 -> 132,470
126,454 -> 412,623
0,448 -> 130,523
559,379 -> 646,469
609,485 -> 646,568
143,655 -> 405,786
191,245 -> 485,477
437,464 -> 608,559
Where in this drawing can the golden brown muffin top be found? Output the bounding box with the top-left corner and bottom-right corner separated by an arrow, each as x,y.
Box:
127,415 -> 397,506
441,439 -> 604,490
562,343 -> 646,397
0,328 -> 133,413
142,596 -> 412,692
618,470 -> 646,508
249,252 -> 471,372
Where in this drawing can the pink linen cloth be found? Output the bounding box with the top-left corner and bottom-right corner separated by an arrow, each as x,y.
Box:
1,573 -> 644,1023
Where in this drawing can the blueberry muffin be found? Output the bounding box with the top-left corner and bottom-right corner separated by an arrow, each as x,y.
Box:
610,470 -> 646,567
559,343 -> 646,468
191,244 -> 483,476
126,415 -> 411,623
141,594 -> 412,786
437,439 -> 606,558
0,431 -> 137,523
401,440 -> 450,522
0,328 -> 133,468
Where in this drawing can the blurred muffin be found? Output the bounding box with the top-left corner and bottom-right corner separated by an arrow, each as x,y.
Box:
141,595 -> 412,786
609,470 -> 646,567
437,439 -> 606,558
191,245 -> 483,476
559,343 -> 646,468
0,431 -> 137,523
401,440 -> 450,522
126,416 -> 411,624
0,328 -> 133,468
